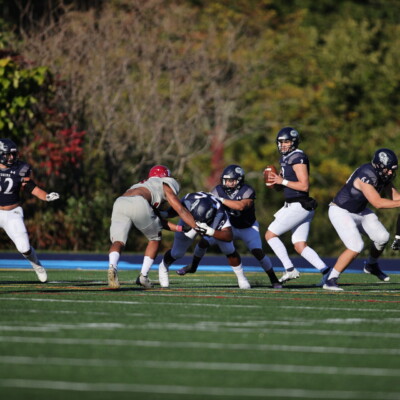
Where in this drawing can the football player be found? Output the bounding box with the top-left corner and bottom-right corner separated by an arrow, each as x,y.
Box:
0,138 -> 59,283
108,165 -> 197,289
265,127 -> 330,285
176,165 -> 282,288
158,191 -> 251,289
324,148 -> 400,291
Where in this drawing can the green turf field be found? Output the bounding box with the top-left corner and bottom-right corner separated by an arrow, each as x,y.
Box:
0,269 -> 399,400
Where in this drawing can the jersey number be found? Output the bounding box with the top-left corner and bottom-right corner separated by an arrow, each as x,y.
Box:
0,178 -> 14,194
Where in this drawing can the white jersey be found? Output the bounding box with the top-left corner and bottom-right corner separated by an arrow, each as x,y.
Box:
129,177 -> 180,208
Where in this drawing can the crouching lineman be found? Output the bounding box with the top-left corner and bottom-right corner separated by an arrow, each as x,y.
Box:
0,138 -> 60,283
176,165 -> 282,288
158,191 -> 251,289
108,165 -> 197,289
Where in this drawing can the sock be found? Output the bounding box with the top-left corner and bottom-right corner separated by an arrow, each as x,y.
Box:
231,264 -> 247,280
141,256 -> 154,276
109,251 -> 120,269
327,268 -> 340,280
22,247 -> 42,267
267,237 -> 294,270
194,244 -> 208,258
300,246 -> 327,271
259,255 -> 273,272
367,256 -> 378,265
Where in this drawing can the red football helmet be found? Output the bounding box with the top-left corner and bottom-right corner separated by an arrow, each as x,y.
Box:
148,165 -> 171,178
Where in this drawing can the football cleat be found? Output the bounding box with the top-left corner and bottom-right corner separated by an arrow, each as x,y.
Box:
135,273 -> 153,289
272,282 -> 283,289
391,238 -> 400,251
279,268 -> 300,283
108,265 -> 120,289
316,269 -> 331,287
158,261 -> 170,288
32,264 -> 47,283
363,262 -> 390,282
238,278 -> 251,289
323,278 -> 343,291
176,264 -> 197,276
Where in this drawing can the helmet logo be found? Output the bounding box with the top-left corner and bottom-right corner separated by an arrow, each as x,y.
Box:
234,167 -> 243,175
378,151 -> 389,166
0,142 -> 6,152
290,130 -> 298,138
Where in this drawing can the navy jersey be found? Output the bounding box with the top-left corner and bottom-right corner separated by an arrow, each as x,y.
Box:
280,149 -> 310,200
0,161 -> 31,206
212,184 -> 256,229
333,163 -> 387,213
182,191 -> 229,231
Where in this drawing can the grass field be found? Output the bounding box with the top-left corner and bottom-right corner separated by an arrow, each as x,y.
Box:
0,268 -> 399,400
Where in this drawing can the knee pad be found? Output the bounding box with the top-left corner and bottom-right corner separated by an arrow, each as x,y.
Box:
251,248 -> 264,261
374,231 -> 390,251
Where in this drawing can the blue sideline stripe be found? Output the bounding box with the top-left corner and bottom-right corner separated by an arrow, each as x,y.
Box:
0,258 -> 398,274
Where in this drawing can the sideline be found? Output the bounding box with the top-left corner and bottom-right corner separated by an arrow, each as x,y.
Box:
0,253 -> 398,273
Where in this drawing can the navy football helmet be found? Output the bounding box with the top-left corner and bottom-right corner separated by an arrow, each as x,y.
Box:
371,148 -> 398,183
0,138 -> 18,167
221,164 -> 245,194
276,127 -> 300,155
183,193 -> 218,225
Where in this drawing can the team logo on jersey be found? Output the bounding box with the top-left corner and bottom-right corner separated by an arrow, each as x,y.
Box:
378,151 -> 389,166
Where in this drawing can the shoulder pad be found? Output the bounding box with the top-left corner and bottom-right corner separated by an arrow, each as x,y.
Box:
18,162 -> 32,178
162,177 -> 180,195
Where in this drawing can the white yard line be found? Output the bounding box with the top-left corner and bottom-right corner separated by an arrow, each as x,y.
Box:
0,335 -> 399,355
2,296 -> 400,313
0,378 -> 399,399
0,356 -> 399,377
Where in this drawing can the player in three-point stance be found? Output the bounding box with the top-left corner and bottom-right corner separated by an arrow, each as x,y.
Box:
0,138 -> 60,283
107,165 -> 197,289
265,127 -> 330,285
176,165 -> 282,288
324,148 -> 400,291
158,191 -> 251,289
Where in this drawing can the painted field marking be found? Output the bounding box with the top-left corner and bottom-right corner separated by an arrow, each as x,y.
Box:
0,336 -> 399,355
0,378 -> 399,399
0,355 -> 399,377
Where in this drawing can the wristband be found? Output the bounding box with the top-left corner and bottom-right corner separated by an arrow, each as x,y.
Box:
282,179 -> 289,186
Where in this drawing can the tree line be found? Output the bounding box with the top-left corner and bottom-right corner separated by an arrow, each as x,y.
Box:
0,0 -> 399,257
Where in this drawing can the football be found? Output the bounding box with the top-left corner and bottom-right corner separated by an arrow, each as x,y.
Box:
263,165 -> 277,188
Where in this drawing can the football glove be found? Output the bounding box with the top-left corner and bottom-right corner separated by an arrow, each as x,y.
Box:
195,222 -> 215,237
46,192 -> 60,202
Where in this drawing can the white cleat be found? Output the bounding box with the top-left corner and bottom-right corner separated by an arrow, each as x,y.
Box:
279,268 -> 300,283
108,265 -> 120,289
238,278 -> 251,289
158,262 -> 170,288
136,273 -> 153,289
32,264 -> 47,283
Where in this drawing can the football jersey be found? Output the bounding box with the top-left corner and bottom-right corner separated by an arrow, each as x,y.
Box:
130,176 -> 180,208
280,149 -> 310,200
333,163 -> 387,213
0,161 -> 31,206
181,191 -> 229,231
212,184 -> 256,229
